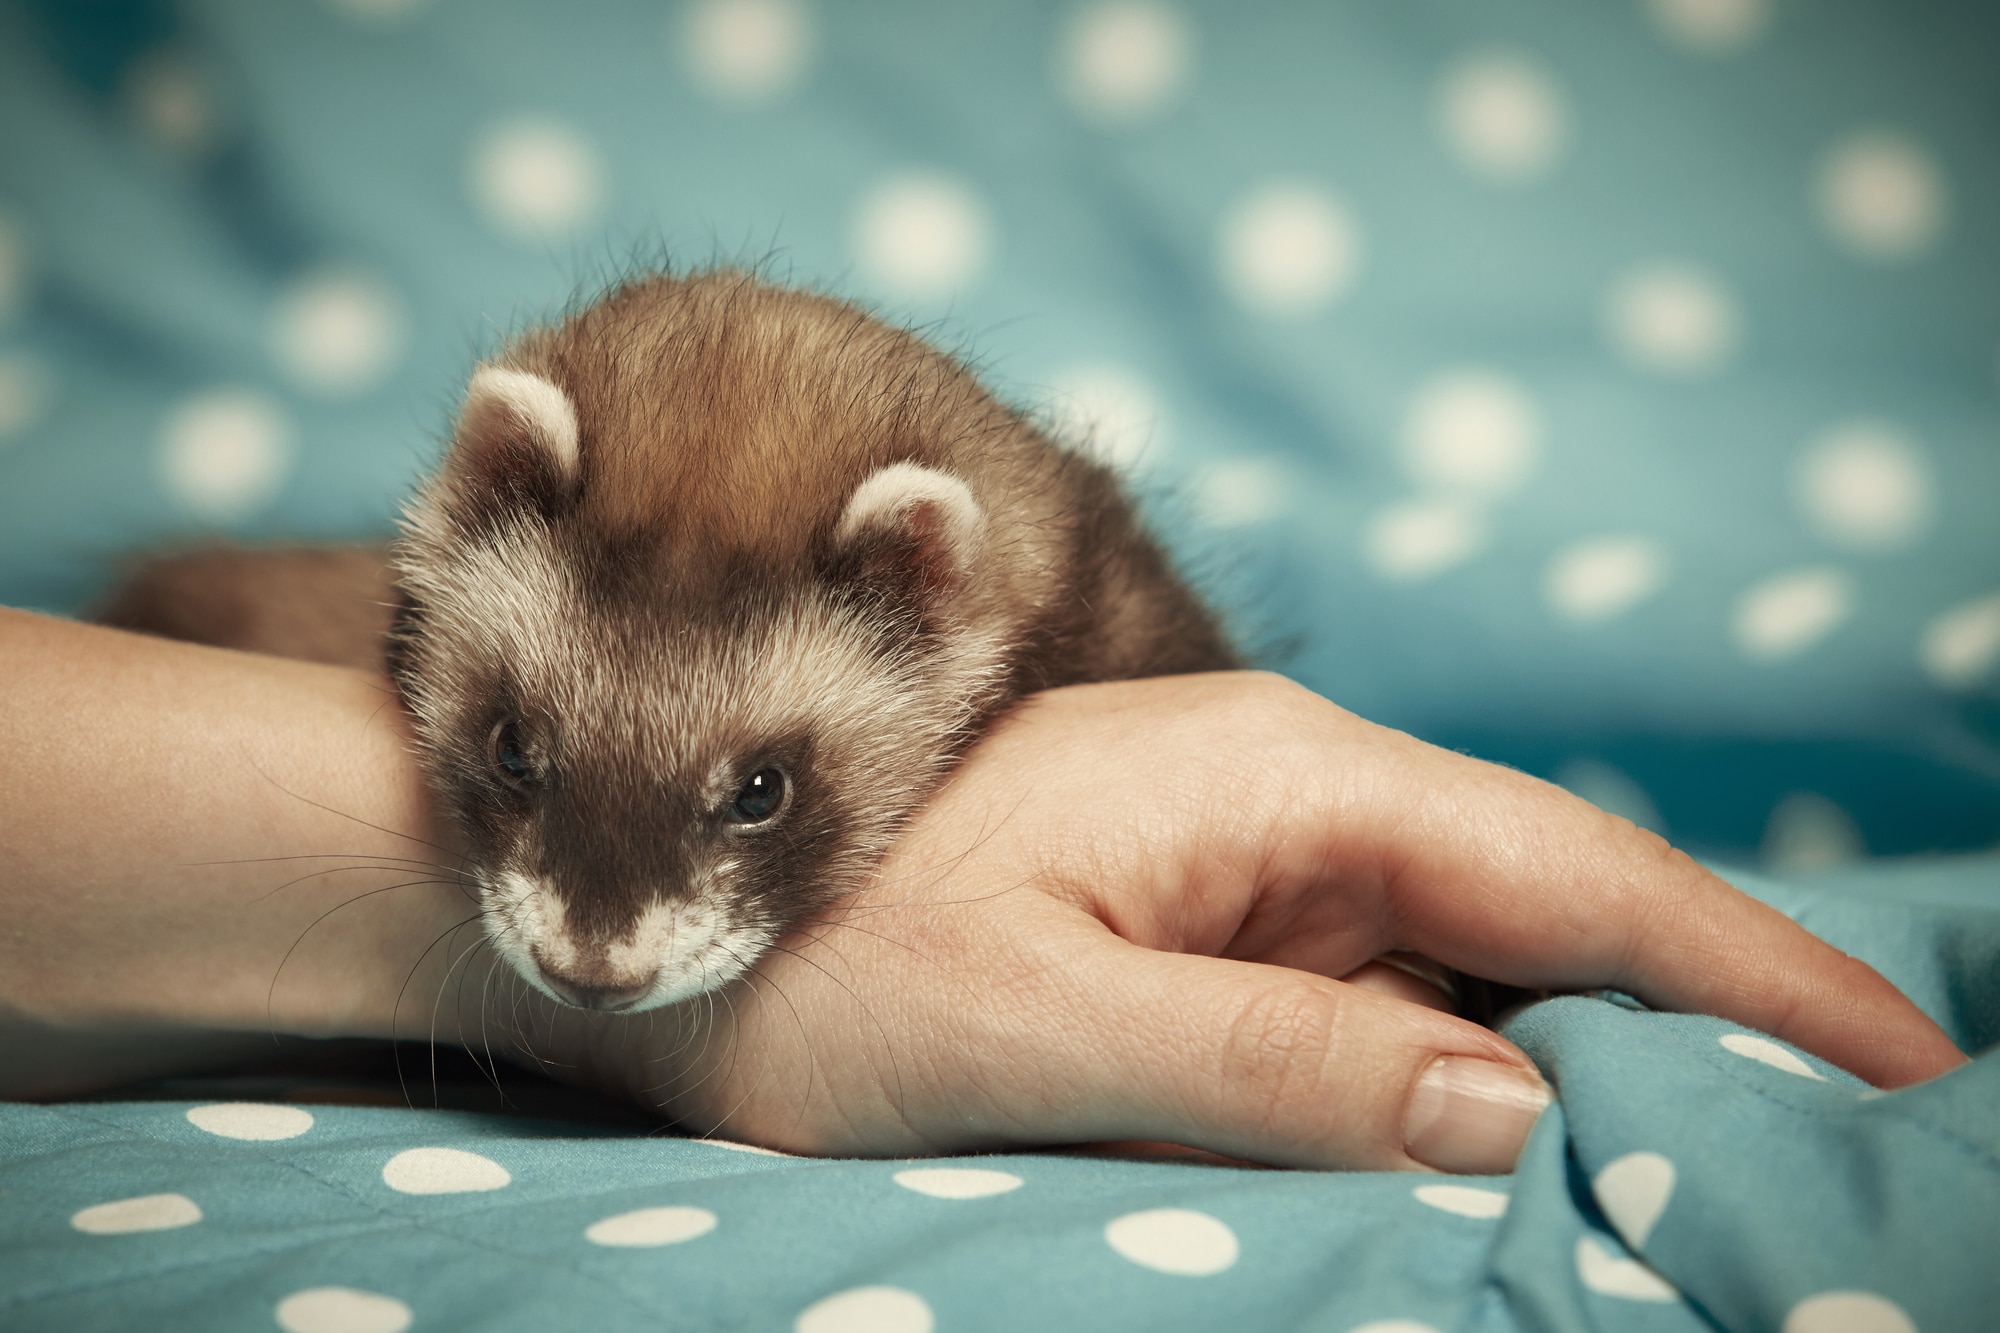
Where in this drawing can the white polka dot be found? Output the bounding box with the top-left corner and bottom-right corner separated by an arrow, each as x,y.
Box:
1603,262 -> 1739,377
794,1285 -> 933,1333
380,1146 -> 512,1194
1544,536 -> 1670,622
681,0 -> 813,104
695,1136 -> 790,1156
127,51 -> 216,153
1403,369 -> 1541,497
1045,365 -> 1168,469
1762,792 -> 1864,873
1436,51 -> 1568,184
271,268 -> 407,397
0,213 -> 28,322
1363,498 -> 1488,582
1194,456 -> 1287,528
186,1103 -> 315,1141
1920,592 -> 2000,688
324,0 -> 430,23
1575,1235 -> 1679,1302
1646,0 -> 1771,53
1592,1151 -> 1675,1248
158,388 -> 295,522
1412,1184 -> 1508,1219
1817,132 -> 1947,262
0,352 -> 53,440
1217,180 -> 1360,317
1104,1208 -> 1239,1276
1347,1323 -> 1442,1333
852,172 -> 991,303
1719,1033 -> 1826,1080
275,1286 -> 412,1333
1794,421 -> 1932,551
1059,1 -> 1193,125
1783,1291 -> 1916,1333
1732,567 -> 1852,662
893,1167 -> 1024,1199
71,1193 -> 202,1235
468,118 -> 606,243
1557,759 -> 1665,834
585,1205 -> 718,1246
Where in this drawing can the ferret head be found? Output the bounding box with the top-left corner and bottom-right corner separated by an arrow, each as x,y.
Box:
389,276 -> 1018,1012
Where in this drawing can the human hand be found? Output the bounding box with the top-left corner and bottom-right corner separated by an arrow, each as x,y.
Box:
1,615 -> 1955,1167
530,672 -> 1964,1172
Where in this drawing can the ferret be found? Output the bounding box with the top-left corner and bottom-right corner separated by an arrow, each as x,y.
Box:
99,271 -> 1238,1013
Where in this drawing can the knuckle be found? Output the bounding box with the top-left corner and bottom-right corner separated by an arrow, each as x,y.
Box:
1206,673 -> 1333,772
1217,982 -> 1340,1122
1628,827 -> 1716,912
1628,821 -> 1697,877
1232,670 -> 1318,725
1612,827 -> 1724,972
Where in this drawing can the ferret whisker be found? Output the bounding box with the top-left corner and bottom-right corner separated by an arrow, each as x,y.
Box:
265,878 -> 467,1031
790,916 -> 958,981
641,1005 -> 724,1106
753,939 -> 907,1134
389,912 -> 482,1109
247,864 -> 467,906
825,861 -> 1042,924
191,851 -> 462,872
426,918 -> 487,1109
830,787 -> 1039,914
688,977 -> 786,1139
669,991 -> 710,1068
646,993 -> 706,1093
243,755 -> 465,863
472,952 -> 510,1105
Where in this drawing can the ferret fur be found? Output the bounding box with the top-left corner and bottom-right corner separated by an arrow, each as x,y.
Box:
98,271 -> 1238,1012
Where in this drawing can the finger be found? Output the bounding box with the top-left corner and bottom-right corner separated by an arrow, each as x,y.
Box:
1365,751 -> 1967,1088
1340,955 -> 1456,1013
1025,934 -> 1552,1173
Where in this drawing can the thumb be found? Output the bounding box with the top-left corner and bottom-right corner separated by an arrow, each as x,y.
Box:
1013,935 -> 1552,1173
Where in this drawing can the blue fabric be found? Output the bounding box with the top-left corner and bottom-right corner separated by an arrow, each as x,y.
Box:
1,0 -> 1996,859
3,3 -> 1998,1330
3,855 -> 1995,1332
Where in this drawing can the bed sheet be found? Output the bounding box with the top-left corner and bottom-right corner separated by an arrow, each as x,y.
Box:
5,854 -> 1994,1333
3,4 -> 1997,1329
2,0 -> 1997,861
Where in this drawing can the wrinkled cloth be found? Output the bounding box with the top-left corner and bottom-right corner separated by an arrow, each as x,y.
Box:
3,856 -> 1993,1332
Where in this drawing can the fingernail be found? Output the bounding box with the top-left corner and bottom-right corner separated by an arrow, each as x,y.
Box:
1403,1056 -> 1552,1175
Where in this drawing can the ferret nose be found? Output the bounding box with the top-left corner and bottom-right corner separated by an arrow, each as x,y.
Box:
531,958 -> 658,1013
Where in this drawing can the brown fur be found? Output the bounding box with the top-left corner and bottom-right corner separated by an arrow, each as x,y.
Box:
481,273 -> 1233,689
95,544 -> 395,673
97,271 -> 1238,1010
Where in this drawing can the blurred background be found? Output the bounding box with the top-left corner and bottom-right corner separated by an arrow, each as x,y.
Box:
0,0 -> 1995,868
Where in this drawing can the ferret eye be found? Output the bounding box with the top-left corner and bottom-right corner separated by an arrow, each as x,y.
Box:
726,768 -> 786,824
491,720 -> 536,788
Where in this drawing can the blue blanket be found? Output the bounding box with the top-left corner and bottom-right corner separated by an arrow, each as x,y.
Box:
1,0 -> 1996,862
2,1 -> 1996,1329
4,857 -> 1995,1332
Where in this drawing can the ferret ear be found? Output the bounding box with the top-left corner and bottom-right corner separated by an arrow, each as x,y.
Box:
831,463 -> 987,611
445,366 -> 581,516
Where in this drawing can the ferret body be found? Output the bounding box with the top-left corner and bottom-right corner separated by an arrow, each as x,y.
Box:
101,272 -> 1237,1012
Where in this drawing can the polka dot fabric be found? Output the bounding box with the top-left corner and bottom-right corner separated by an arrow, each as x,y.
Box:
0,0 -> 1995,862
0,5 -> 1997,1329
0,877 -> 1992,1330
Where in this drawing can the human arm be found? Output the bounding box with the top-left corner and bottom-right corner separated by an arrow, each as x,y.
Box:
0,607 -> 471,1094
0,609 -> 1965,1171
